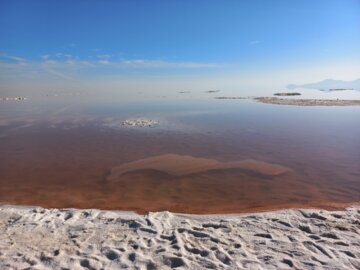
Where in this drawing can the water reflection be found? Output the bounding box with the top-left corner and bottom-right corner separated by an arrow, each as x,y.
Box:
0,88 -> 359,213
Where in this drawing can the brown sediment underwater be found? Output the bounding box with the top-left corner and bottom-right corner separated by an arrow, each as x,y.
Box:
107,154 -> 291,179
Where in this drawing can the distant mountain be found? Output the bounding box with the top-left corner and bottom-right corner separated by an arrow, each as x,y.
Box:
287,78 -> 360,91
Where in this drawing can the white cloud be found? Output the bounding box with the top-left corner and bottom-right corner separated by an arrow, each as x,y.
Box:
42,59 -> 58,65
45,68 -> 73,80
249,40 -> 260,45
65,60 -> 76,65
96,54 -> 111,59
118,59 -> 221,68
0,53 -> 27,63
0,52 -> 223,82
99,59 -> 110,65
80,61 -> 95,67
93,58 -> 220,68
55,53 -> 73,59
7,55 -> 26,62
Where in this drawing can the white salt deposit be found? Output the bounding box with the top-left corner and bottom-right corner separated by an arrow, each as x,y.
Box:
1,205 -> 359,269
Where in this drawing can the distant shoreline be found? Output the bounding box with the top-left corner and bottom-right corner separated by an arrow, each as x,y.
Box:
214,95 -> 360,106
254,97 -> 360,106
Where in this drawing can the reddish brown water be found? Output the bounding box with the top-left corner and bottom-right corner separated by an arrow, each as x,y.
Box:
1,116 -> 359,214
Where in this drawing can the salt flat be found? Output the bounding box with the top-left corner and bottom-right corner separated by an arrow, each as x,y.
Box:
1,205 -> 359,269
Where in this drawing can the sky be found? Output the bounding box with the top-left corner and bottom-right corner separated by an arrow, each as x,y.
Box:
0,0 -> 360,93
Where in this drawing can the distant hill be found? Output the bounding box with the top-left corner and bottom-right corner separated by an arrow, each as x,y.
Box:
287,78 -> 360,91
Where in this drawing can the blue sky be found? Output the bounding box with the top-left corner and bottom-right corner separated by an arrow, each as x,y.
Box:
0,0 -> 360,90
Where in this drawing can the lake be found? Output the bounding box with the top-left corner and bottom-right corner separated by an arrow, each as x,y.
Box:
0,88 -> 359,213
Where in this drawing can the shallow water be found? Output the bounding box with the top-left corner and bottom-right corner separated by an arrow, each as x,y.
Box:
0,88 -> 359,213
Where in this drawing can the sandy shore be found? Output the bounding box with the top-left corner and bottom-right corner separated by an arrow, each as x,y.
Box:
1,205 -> 359,269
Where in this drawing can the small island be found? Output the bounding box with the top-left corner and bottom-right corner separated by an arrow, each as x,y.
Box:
205,90 -> 221,93
274,92 -> 301,96
328,88 -> 354,91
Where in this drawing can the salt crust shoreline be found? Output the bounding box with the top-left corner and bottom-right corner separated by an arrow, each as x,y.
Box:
214,96 -> 360,106
255,97 -> 360,106
1,205 -> 359,269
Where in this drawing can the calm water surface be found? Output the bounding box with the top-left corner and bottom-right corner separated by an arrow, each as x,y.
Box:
0,88 -> 359,213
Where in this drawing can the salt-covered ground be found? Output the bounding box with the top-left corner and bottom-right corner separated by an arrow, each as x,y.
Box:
0,205 -> 359,269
